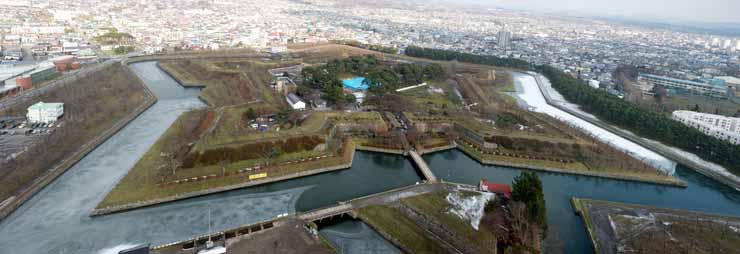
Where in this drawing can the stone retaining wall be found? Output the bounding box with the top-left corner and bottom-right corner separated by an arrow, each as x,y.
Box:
457,144 -> 687,187
90,149 -> 356,216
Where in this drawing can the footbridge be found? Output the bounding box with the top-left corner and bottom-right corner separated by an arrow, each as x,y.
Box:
409,151 -> 438,183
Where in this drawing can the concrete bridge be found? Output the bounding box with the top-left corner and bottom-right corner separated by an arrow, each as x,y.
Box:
409,151 -> 438,183
298,203 -> 354,222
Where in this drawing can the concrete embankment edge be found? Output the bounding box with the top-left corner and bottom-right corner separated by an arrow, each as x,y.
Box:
528,72 -> 740,191
457,144 -> 687,187
417,143 -> 458,155
0,66 -> 158,221
355,145 -> 406,155
570,198 -> 602,254
91,144 -> 449,216
89,148 -> 356,216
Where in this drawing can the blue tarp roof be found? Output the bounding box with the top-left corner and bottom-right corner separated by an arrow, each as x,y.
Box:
342,77 -> 369,91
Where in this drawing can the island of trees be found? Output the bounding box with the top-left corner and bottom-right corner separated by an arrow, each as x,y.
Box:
299,55 -> 445,104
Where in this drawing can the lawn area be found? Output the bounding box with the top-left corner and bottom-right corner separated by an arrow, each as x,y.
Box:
399,81 -> 462,112
158,61 -> 203,87
199,111 -> 386,150
402,192 -> 498,253
357,205 -> 448,254
159,59 -> 282,107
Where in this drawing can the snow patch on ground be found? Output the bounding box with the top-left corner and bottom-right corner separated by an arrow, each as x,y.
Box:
730,226 -> 739,233
97,243 -> 141,254
445,191 -> 494,230
514,73 -> 677,175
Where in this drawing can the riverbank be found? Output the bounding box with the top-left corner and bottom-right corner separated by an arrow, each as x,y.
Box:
156,61 -> 206,88
529,72 -> 740,191
90,147 -> 356,216
356,130 -> 686,188
457,140 -> 687,187
92,142 -> 453,216
570,198 -> 603,254
0,65 -> 158,221
572,198 -> 740,254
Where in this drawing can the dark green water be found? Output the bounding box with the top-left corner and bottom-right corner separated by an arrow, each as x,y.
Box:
424,149 -> 740,253
320,220 -> 402,254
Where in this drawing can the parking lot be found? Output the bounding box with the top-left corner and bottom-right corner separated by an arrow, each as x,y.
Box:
0,117 -> 59,162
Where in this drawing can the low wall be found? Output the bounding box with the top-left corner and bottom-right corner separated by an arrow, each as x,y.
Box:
417,143 -> 458,155
457,144 -> 687,187
570,198 -> 602,254
355,145 -> 406,155
90,149 -> 356,216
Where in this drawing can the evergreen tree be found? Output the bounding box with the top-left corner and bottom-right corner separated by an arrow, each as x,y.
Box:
511,172 -> 547,229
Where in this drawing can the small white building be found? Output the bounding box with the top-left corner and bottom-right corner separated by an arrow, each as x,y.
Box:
27,102 -> 64,124
286,93 -> 305,111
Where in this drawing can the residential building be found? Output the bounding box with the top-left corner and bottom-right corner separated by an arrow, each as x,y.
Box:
638,73 -> 729,98
27,102 -> 64,124
672,110 -> 740,145
497,31 -> 511,49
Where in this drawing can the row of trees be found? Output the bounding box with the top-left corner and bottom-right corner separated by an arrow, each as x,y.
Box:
537,65 -> 740,172
334,40 -> 399,54
405,46 -> 531,70
405,46 -> 740,173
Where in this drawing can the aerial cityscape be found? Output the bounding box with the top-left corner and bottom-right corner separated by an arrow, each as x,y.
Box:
1,0 -> 740,254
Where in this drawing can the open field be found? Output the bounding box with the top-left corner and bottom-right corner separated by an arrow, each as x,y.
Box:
159,59 -> 284,107
203,111 -> 385,148
398,80 -> 463,113
573,198 -> 740,254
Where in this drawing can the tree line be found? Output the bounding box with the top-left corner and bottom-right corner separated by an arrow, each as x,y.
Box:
405,46 -> 740,173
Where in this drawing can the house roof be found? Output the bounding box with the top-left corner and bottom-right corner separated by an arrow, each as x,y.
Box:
29,102 -> 63,110
286,93 -> 303,105
480,179 -> 511,199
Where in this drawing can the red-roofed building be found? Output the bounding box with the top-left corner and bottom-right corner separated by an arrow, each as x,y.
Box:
479,179 -> 512,199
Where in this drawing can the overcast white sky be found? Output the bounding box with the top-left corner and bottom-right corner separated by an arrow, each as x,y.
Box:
464,0 -> 740,23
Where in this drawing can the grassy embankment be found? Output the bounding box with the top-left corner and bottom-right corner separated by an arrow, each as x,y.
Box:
358,205 -> 449,254
98,108 -> 384,208
403,192 -> 498,253
0,63 -> 149,202
159,59 -> 283,107
358,190 -> 498,254
96,109 -> 357,208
